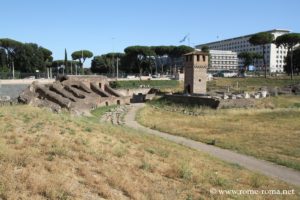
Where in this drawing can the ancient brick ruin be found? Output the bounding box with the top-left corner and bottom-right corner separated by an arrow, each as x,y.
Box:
18,75 -> 130,115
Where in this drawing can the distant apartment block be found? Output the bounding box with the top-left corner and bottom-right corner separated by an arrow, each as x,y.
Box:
196,29 -> 290,73
208,50 -> 238,72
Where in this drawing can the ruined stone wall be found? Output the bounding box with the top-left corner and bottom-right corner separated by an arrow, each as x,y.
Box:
164,94 -> 257,109
164,95 -> 220,108
65,75 -> 109,90
19,75 -> 130,115
116,88 -> 152,96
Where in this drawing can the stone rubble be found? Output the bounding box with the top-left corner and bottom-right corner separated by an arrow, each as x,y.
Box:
100,105 -> 130,125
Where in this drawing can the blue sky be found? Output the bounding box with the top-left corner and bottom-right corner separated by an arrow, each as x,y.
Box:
0,0 -> 299,66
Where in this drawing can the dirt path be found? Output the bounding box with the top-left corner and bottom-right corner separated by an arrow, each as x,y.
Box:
124,103 -> 300,186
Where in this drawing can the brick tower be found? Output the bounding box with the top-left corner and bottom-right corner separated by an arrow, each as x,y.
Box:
183,51 -> 208,94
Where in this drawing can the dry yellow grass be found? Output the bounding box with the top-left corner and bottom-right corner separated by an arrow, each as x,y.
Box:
137,102 -> 300,171
0,105 -> 299,199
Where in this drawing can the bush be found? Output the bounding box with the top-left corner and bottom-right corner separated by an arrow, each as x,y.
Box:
110,81 -> 121,88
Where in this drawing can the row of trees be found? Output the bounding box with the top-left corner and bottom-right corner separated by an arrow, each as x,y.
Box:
222,32 -> 300,79
275,33 -> 300,79
285,46 -> 300,75
91,45 -> 194,77
0,38 -> 53,78
245,32 -> 300,79
0,39 -> 194,78
2,33 -> 299,79
0,38 -> 95,78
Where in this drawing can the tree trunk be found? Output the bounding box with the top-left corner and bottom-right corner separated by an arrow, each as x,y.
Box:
263,45 -> 267,78
12,61 -> 15,79
139,66 -> 142,81
70,62 -> 73,75
290,47 -> 294,80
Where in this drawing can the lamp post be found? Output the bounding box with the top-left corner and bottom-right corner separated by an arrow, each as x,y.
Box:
116,57 -> 119,80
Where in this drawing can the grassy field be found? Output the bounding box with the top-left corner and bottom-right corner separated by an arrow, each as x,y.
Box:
137,96 -> 300,171
0,105 -> 299,199
207,76 -> 300,92
111,76 -> 300,94
110,80 -> 180,89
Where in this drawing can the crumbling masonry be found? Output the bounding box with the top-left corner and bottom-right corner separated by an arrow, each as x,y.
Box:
18,75 -> 130,115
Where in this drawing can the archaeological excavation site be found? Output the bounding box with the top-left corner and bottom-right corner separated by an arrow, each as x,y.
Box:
18,75 -> 130,115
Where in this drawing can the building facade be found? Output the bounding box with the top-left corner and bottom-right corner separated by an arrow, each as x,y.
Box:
196,29 -> 290,73
184,51 -> 208,94
207,50 -> 238,72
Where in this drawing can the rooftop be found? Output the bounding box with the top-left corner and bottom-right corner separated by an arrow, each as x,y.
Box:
184,51 -> 209,56
196,29 -> 290,47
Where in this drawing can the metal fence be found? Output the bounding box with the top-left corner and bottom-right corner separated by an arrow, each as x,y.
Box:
0,72 -> 48,79
0,72 -> 133,80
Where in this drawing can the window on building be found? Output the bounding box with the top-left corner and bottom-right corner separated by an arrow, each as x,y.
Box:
197,55 -> 200,61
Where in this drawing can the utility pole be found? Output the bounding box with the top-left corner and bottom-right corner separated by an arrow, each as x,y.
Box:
112,37 -> 115,77
81,50 -> 83,75
70,61 -> 72,75
116,57 -> 119,80
12,61 -> 15,79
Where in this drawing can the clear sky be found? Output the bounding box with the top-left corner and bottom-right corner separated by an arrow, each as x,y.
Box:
0,0 -> 299,66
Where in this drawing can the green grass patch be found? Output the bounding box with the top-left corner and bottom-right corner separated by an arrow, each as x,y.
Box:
91,105 -> 118,118
207,76 -> 300,92
110,80 -> 179,89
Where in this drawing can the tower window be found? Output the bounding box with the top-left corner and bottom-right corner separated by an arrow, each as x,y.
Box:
197,55 -> 200,61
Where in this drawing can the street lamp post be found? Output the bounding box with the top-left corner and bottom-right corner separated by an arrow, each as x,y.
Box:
116,57 -> 119,80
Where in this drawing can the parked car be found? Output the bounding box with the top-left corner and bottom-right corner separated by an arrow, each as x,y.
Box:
213,70 -> 238,78
151,74 -> 160,78
24,76 -> 35,80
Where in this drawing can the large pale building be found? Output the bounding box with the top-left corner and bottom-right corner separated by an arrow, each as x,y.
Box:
196,29 -> 290,73
208,50 -> 238,72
